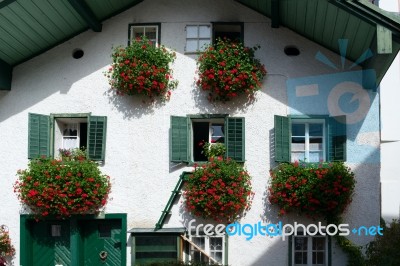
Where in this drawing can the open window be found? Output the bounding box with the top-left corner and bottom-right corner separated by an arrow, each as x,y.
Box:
274,115 -> 346,162
170,115 -> 245,163
212,22 -> 244,43
28,113 -> 107,161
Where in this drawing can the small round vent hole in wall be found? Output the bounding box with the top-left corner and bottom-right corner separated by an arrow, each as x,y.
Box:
284,45 -> 300,56
72,49 -> 84,59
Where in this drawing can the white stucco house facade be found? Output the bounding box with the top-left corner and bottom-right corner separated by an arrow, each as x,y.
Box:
0,0 -> 399,265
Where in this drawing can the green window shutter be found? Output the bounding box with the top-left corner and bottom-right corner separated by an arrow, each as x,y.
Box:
88,116 -> 107,161
274,115 -> 290,162
28,113 -> 50,159
226,117 -> 245,162
328,116 -> 346,162
170,116 -> 189,162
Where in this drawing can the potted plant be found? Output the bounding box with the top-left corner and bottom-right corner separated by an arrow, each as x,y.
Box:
0,225 -> 15,266
196,38 -> 267,102
14,148 -> 111,218
105,36 -> 178,101
183,144 -> 253,222
268,161 -> 355,220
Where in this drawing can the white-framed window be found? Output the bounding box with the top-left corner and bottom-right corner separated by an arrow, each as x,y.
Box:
129,24 -> 160,46
185,24 -> 211,53
292,235 -> 328,266
188,234 -> 226,264
291,119 -> 325,163
274,115 -> 346,163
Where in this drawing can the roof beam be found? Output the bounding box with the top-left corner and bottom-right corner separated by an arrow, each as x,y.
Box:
271,0 -> 280,28
0,59 -> 12,90
67,0 -> 102,32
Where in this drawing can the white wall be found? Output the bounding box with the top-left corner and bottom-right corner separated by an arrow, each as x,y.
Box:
379,0 -> 400,222
0,0 -> 382,265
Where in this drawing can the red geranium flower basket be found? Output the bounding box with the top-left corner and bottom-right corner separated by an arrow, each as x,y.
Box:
14,150 -> 111,218
196,38 -> 267,102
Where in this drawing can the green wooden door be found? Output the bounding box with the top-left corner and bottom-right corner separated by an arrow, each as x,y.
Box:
30,220 -> 71,266
79,219 -> 122,266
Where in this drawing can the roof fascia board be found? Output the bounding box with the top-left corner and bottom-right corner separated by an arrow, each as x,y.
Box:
0,59 -> 12,90
67,0 -> 102,32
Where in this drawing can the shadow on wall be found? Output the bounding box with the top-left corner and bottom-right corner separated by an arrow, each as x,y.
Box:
104,88 -> 168,119
191,79 -> 259,115
0,30 -> 115,123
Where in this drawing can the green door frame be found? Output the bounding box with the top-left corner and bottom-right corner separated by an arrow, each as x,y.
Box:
20,213 -> 127,266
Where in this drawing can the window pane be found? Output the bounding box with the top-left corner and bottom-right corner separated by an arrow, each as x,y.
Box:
294,252 -> 307,264
132,27 -> 145,39
186,26 -> 198,38
145,32 -> 156,40
309,123 -> 323,136
191,237 -> 205,249
309,137 -> 323,144
292,152 -> 305,162
312,251 -> 325,265
51,225 -> 61,237
199,39 -> 211,51
211,124 -> 224,143
136,236 -> 177,251
211,251 -> 223,263
292,137 -> 305,144
292,124 -> 305,136
295,237 -> 308,250
292,137 -> 305,151
63,138 -> 78,150
186,40 -> 198,52
199,25 -> 211,38
313,238 -> 325,250
210,237 -> 223,251
191,245 -> 208,263
309,152 -> 323,162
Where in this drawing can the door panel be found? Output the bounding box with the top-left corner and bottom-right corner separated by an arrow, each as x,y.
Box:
79,219 -> 122,266
30,220 -> 71,266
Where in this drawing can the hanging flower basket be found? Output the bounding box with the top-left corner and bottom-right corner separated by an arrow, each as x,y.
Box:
105,36 -> 178,101
0,225 -> 15,265
14,149 -> 111,218
196,38 -> 267,102
183,147 -> 254,222
268,161 -> 355,220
